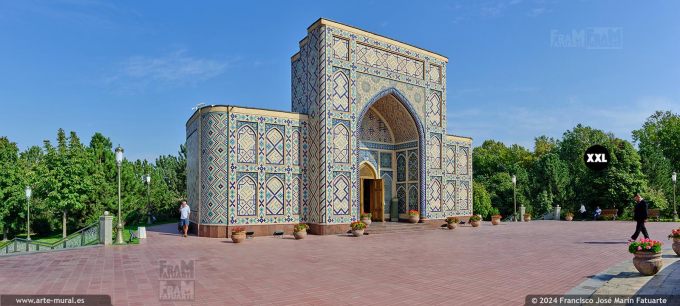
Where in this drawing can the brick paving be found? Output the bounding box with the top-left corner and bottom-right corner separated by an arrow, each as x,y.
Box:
0,220 -> 678,306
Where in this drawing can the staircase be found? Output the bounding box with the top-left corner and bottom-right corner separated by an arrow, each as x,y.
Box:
0,222 -> 100,256
364,222 -> 437,234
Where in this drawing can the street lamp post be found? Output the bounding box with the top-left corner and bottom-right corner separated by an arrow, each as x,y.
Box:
143,174 -> 151,224
512,175 -> 517,222
25,186 -> 32,240
115,146 -> 125,244
673,171 -> 677,222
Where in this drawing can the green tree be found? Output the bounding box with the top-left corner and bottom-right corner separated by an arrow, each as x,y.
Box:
472,181 -> 492,219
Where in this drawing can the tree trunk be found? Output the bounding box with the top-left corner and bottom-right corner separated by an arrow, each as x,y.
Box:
62,210 -> 67,238
2,228 -> 7,241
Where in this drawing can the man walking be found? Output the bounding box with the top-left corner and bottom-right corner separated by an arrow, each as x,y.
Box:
630,193 -> 649,240
179,200 -> 190,238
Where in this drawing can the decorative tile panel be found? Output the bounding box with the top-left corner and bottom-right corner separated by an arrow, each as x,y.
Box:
430,133 -> 442,169
397,152 -> 406,182
237,122 -> 257,164
407,150 -> 418,181
408,184 -> 418,211
332,36 -> 349,61
380,152 -> 392,168
445,145 -> 456,174
397,184 -> 407,213
265,125 -> 285,165
237,173 -> 257,216
458,180 -> 470,211
457,146 -> 469,175
427,91 -> 442,127
444,180 -> 456,211
331,69 -> 350,112
428,177 -> 442,212
332,172 -> 350,215
429,64 -> 442,84
265,174 -> 285,215
332,121 -> 350,163
356,43 -> 424,79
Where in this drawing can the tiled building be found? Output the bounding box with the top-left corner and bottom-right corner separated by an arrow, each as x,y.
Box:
185,19 -> 473,237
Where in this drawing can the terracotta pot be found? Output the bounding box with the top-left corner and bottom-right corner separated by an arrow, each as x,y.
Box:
293,230 -> 307,240
524,215 -> 532,222
447,223 -> 457,230
408,215 -> 419,223
361,218 -> 372,226
231,232 -> 246,243
633,251 -> 663,276
491,218 -> 501,225
673,237 -> 680,256
470,220 -> 480,227
352,229 -> 364,237
565,216 -> 573,221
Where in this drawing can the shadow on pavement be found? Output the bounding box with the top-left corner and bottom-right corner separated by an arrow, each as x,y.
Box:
583,241 -> 628,245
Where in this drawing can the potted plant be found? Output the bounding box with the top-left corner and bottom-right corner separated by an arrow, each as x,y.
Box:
469,215 -> 481,227
628,238 -> 664,276
350,221 -> 366,237
564,211 -> 574,221
445,217 -> 459,229
231,226 -> 246,243
360,213 -> 372,226
523,213 -> 532,222
491,214 -> 502,225
293,223 -> 309,240
407,210 -> 419,223
668,228 -> 680,256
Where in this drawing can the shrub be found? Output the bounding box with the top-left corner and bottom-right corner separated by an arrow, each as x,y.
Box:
491,214 -> 502,219
445,217 -> 459,224
407,210 -> 419,216
350,221 -> 366,230
469,215 -> 481,222
669,228 -> 680,239
628,238 -> 662,253
565,211 -> 574,218
360,213 -> 371,219
293,223 -> 309,233
231,226 -> 246,234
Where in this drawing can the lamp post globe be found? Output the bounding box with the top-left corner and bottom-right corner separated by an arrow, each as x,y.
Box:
673,172 -> 677,221
25,186 -> 32,240
115,146 -> 126,244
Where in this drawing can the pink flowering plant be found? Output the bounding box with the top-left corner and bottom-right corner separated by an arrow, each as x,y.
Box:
628,238 -> 663,254
668,228 -> 680,239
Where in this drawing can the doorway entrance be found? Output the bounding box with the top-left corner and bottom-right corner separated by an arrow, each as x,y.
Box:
359,162 -> 384,222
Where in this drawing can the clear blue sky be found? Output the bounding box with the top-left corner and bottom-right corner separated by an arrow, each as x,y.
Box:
1,0 -> 679,160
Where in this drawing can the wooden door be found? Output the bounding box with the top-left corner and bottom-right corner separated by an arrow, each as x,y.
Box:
371,179 -> 384,221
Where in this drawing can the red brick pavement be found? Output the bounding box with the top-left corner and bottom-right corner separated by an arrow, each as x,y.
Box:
0,221 -> 677,306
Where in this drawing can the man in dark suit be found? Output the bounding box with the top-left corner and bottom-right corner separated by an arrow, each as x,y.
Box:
630,193 -> 649,240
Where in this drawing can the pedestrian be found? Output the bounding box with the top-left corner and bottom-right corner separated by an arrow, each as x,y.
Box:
630,193 -> 649,241
593,206 -> 602,220
579,204 -> 586,220
179,200 -> 190,238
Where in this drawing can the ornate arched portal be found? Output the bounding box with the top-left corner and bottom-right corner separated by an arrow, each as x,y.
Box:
356,88 -> 425,222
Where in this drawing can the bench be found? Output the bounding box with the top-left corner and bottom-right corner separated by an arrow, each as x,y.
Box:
600,209 -> 618,220
648,209 -> 661,221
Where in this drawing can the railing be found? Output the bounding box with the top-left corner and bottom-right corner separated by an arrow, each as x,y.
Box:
0,222 -> 100,256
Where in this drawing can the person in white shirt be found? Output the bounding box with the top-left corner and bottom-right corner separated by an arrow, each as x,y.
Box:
579,204 -> 586,221
179,201 -> 191,238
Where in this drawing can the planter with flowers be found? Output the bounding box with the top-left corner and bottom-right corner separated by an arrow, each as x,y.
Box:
523,213 -> 532,222
491,215 -> 502,225
407,210 -> 420,223
469,215 -> 481,227
360,213 -> 372,226
628,239 -> 664,276
231,227 -> 246,243
350,221 -> 366,237
445,217 -> 459,229
564,211 -> 574,221
293,223 -> 309,240
669,228 -> 680,256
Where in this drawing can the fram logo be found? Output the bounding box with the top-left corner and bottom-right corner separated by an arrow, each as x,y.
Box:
583,145 -> 610,171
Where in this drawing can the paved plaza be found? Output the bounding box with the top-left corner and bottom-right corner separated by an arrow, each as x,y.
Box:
0,221 -> 678,305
